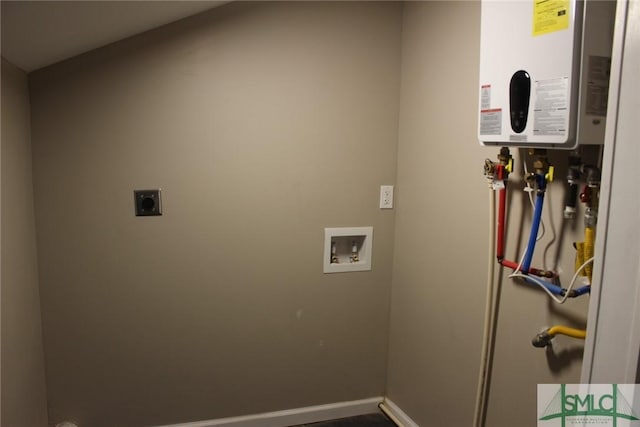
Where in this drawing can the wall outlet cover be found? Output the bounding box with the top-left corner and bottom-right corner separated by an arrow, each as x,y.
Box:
380,185 -> 394,209
134,189 -> 162,216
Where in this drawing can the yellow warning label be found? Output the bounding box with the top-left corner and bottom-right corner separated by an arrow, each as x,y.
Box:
533,0 -> 570,36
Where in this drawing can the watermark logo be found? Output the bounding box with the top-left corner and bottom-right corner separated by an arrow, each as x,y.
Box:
538,384 -> 640,427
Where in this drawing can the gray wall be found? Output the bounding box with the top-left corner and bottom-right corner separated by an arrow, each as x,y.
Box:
387,2 -> 589,426
1,58 -> 49,426
28,2 -> 402,426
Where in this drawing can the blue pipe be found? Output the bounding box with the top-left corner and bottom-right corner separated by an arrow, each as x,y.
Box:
521,189 -> 545,273
522,275 -> 565,296
571,285 -> 591,297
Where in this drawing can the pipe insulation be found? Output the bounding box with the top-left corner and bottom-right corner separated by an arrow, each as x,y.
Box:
584,226 -> 595,280
473,184 -> 498,427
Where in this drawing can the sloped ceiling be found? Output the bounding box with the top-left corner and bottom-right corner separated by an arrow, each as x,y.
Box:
1,1 -> 228,72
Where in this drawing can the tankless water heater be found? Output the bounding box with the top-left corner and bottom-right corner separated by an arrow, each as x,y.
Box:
478,0 -> 615,149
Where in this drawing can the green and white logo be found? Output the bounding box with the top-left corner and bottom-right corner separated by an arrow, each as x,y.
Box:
538,384 -> 640,427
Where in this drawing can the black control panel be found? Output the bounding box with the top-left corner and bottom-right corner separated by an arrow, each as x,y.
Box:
509,70 -> 531,134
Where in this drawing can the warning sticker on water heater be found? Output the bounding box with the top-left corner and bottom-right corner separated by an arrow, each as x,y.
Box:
533,77 -> 569,136
480,85 -> 492,110
480,85 -> 502,135
586,55 -> 611,116
480,108 -> 502,135
533,0 -> 570,36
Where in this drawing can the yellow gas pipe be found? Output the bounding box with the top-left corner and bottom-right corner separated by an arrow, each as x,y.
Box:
532,326 -> 586,347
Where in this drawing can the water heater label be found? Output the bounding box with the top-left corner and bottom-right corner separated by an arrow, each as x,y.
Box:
533,0 -> 570,37
533,77 -> 568,136
586,55 -> 611,116
480,108 -> 502,135
480,85 -> 491,110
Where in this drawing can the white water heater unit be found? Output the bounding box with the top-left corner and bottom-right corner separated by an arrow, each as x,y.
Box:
478,0 -> 615,149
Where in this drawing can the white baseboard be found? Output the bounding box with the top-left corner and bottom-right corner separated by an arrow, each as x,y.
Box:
153,397 -> 384,427
379,398 -> 419,427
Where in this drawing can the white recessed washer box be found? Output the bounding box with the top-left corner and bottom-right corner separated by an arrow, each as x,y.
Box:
323,227 -> 373,274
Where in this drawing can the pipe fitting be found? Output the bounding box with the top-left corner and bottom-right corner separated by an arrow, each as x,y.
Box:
529,149 -> 549,174
484,158 -> 496,178
584,165 -> 601,187
536,269 -> 556,279
532,326 -> 587,348
532,331 -> 553,348
497,146 -> 513,176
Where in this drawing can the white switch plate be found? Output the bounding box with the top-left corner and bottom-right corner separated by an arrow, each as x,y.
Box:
380,185 -> 394,209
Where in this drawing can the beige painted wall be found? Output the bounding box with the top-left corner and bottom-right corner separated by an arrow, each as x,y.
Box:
29,2 -> 402,426
1,58 -> 49,426
387,2 -> 589,426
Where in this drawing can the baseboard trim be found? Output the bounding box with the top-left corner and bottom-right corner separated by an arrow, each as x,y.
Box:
379,398 -> 419,427
154,397 -> 384,427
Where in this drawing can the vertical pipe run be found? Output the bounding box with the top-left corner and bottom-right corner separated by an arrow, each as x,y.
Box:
495,164 -> 508,261
564,183 -> 579,219
584,226 -> 595,280
474,184 -> 497,427
497,186 -> 506,260
521,190 -> 545,273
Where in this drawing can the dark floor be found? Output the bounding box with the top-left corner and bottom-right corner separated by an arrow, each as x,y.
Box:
293,412 -> 396,427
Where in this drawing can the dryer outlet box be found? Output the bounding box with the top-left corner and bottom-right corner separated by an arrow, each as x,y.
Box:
134,189 -> 162,216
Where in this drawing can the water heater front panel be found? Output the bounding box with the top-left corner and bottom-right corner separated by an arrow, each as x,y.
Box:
478,0 -> 583,149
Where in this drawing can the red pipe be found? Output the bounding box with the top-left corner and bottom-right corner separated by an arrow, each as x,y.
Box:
497,187 -> 506,260
496,165 -> 507,260
499,259 -> 554,278
492,162 -> 555,279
